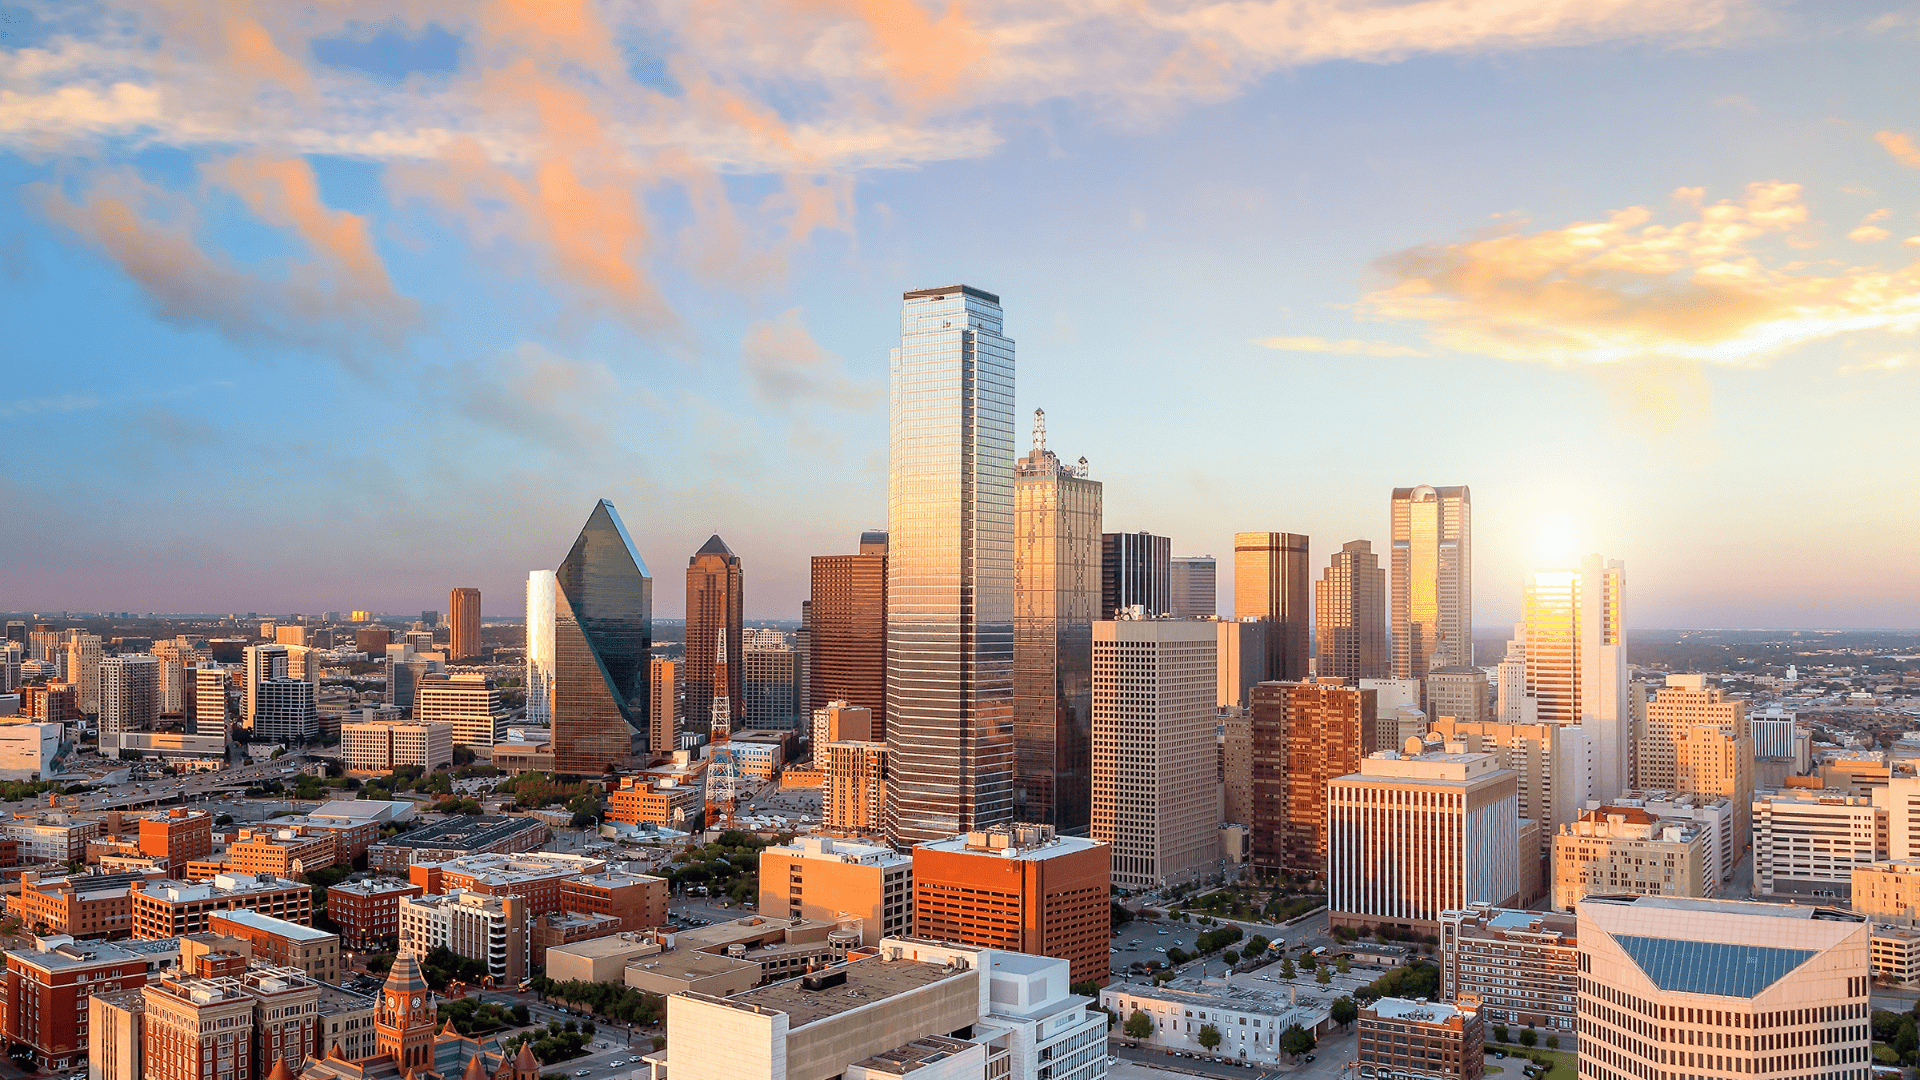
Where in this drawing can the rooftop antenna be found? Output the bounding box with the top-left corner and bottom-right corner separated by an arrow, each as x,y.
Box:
1032,408 -> 1046,455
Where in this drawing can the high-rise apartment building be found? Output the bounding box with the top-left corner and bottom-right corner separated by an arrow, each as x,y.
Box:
758,836 -> 913,946
1223,711 -> 1252,825
1327,749 -> 1521,934
1574,895 -> 1871,1080
1013,410 -> 1101,832
398,891 -> 528,987
823,740 -> 888,837
1169,556 -> 1216,618
99,655 -> 159,737
253,679 -> 318,743
448,587 -> 481,660
551,500 -> 653,774
191,666 -> 229,736
1389,485 -> 1472,678
1091,619 -> 1218,889
150,639 -> 192,715
1314,539 -> 1386,680
808,531 -> 888,729
1233,532 -> 1309,682
413,673 -> 504,746
1640,673 -> 1746,782
648,658 -> 679,756
686,535 -> 744,732
1248,679 -> 1376,878
741,631 -> 800,730
243,644 -> 287,727
1100,531 -> 1169,620
885,284 -> 1016,847
65,633 -> 103,715
1425,666 -> 1489,724
524,570 -> 556,725
1216,618 -> 1267,710
912,823 -> 1109,987
1506,554 -> 1628,805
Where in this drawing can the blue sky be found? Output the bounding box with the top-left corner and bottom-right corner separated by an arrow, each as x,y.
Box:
2,0 -> 1917,627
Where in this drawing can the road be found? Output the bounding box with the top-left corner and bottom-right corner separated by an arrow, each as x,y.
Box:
1110,1018 -> 1359,1080
7,758 -> 323,817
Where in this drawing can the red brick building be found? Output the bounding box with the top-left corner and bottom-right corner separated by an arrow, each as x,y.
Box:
326,878 -> 422,950
131,874 -> 313,938
138,809 -> 214,866
561,872 -> 669,931
0,936 -> 154,1071
911,824 -> 1112,988
229,829 -> 337,879
9,869 -> 163,939
407,853 -> 602,918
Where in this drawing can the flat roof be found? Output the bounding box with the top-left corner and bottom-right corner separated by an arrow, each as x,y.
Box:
379,815 -> 544,851
327,877 -> 419,897
1583,894 -> 1862,921
915,831 -> 1104,862
1372,997 -> 1465,1023
726,956 -> 969,1028
210,908 -> 336,941
547,933 -> 664,960
141,874 -> 304,901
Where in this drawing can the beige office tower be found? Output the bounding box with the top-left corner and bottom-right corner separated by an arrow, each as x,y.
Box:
1425,666 -> 1488,723
152,638 -> 192,714
1677,725 -> 1754,852
1092,619 -> 1218,889
1169,556 -> 1216,618
1233,531 -> 1309,682
1507,555 -> 1628,804
65,633 -> 103,715
1495,626 -> 1527,720
99,654 -> 160,736
1216,618 -> 1266,710
1430,717 -> 1577,856
1389,485 -> 1471,678
1314,540 -> 1387,680
1222,711 -> 1251,826
1552,805 -> 1709,910
192,666 -> 229,735
1012,408 -> 1102,833
649,658 -> 680,758
1639,674 -> 1746,788
1874,777 -> 1920,860
823,741 -> 889,838
1575,895 -> 1871,1080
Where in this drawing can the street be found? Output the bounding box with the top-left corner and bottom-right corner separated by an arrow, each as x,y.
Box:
1109,1019 -> 1359,1080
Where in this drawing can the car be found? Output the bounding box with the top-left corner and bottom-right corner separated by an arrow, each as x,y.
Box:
1154,947 -> 1166,953
1305,1055 -> 1316,1063
1157,929 -> 1169,935
1110,948 -> 1120,954
574,1072 -> 591,1076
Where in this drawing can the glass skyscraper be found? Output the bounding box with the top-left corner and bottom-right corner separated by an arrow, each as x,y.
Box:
885,284 -> 1017,847
1390,484 -> 1473,677
552,499 -> 653,775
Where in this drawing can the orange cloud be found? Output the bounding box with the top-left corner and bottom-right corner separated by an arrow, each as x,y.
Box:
1878,131 -> 1920,170
1254,335 -> 1427,357
223,14 -> 312,95
1361,182 -> 1920,367
207,155 -> 396,289
741,308 -> 881,410
826,0 -> 991,105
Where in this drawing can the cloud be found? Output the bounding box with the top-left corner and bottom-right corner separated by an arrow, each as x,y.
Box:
130,405 -> 220,452
1359,182 -> 1920,368
0,393 -> 101,419
437,342 -> 628,455
1254,335 -> 1427,357
1850,225 -> 1891,243
1879,131 -> 1920,169
1838,354 -> 1916,376
741,308 -> 882,411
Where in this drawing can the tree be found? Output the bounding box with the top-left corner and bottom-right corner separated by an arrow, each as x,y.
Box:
1125,1011 -> 1154,1040
1280,1024 -> 1316,1059
1247,935 -> 1270,955
1316,965 -> 1331,984
1901,1021 -> 1918,1064
1112,901 -> 1134,928
1198,1024 -> 1222,1051
1331,997 -> 1358,1030
1519,1028 -> 1539,1048
1492,1025 -> 1510,1044
1336,956 -> 1350,974
1546,1035 -> 1561,1051
1280,958 -> 1297,979
1071,981 -> 1101,997
512,1004 -> 531,1026
1222,950 -> 1240,965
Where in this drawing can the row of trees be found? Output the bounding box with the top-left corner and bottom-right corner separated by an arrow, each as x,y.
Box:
1124,1010 -> 1329,1060
531,975 -> 668,1027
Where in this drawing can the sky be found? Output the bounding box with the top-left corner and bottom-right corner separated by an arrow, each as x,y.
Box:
1,0 -> 1917,629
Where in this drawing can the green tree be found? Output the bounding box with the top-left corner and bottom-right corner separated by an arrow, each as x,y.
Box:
1198,1024 -> 1222,1051
1246,935 -> 1270,955
1071,981 -> 1101,997
1900,1021 -> 1918,1063
1316,965 -> 1331,985
1125,1011 -> 1154,1040
1222,949 -> 1239,965
1280,958 -> 1297,979
1519,1028 -> 1538,1048
1280,1024 -> 1316,1059
512,1004 -> 531,1026
1336,956 -> 1351,974
1331,997 -> 1357,1030
1492,1025 -> 1510,1044
1546,1035 -> 1561,1051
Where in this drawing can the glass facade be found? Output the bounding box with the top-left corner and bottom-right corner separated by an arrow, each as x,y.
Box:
1100,531 -> 1170,620
1612,935 -> 1813,997
1013,423 -> 1101,833
524,570 -> 556,725
552,499 -> 653,774
1315,539 -> 1387,679
1391,485 -> 1473,678
685,535 -> 744,732
885,284 -> 1016,847
1232,532 -> 1310,682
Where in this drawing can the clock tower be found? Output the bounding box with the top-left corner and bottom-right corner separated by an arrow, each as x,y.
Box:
375,951 -> 436,1071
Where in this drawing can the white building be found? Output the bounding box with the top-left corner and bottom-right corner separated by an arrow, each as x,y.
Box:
414,673 -> 505,746
1752,707 -> 1800,761
1753,788 -> 1885,901
1091,618 -> 1218,889
253,678 -> 318,743
341,718 -> 453,774
193,666 -> 231,735
1575,895 -> 1870,1080
1099,976 -> 1334,1065
398,890 -> 527,984
525,570 -> 557,725
0,723 -> 61,780
98,655 -> 159,736
243,644 -> 289,726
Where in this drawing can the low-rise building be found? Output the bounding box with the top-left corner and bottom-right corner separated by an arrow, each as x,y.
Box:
229,827 -> 338,879
366,816 -> 547,873
131,874 -> 313,938
490,736 -> 553,775
325,878 -> 422,950
407,852 -> 604,916
543,932 -> 667,985
1098,974 -> 1335,1065
253,814 -> 381,863
1357,997 -> 1485,1080
1438,903 -> 1576,1032
560,871 -> 669,932
340,718 -> 453,774
728,731 -> 788,779
315,982 -> 379,1062
607,773 -> 704,831
1551,805 -> 1708,911
2,936 -> 159,1071
9,868 -> 162,939
1872,924 -> 1920,985
1753,787 -> 1886,900
626,916 -> 853,996
208,909 -> 340,984
1,811 -> 101,864
398,890 -> 527,987
137,809 -> 215,866
531,912 -> 623,967
757,836 -> 912,946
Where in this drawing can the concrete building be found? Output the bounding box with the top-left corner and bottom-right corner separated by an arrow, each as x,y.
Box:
1601,790 -> 1738,889
1099,976 -> 1334,1066
607,772 -> 704,831
686,535 -> 745,735
1170,555 -> 1216,618
192,666 -> 229,735
207,909 -> 340,984
823,740 -> 888,837
414,674 -> 504,747
1574,895 -> 1871,1080
648,658 -> 679,759
1873,924 -> 1920,985
3,936 -> 161,1072
66,633 -> 103,716
728,730 -> 787,779
1222,710 -> 1251,826
1425,667 -> 1489,725
407,851 -> 604,916
1753,788 -> 1885,900
1216,618 -> 1267,711
99,655 -> 159,736
1315,540 -> 1387,680
1429,717 -> 1578,858
530,911 -> 624,967
757,836 -> 913,946
131,874 -> 313,937
1639,674 -> 1746,789
912,824 -> 1110,987
1,811 -> 102,863
561,871 -> 669,933
1389,485 -> 1472,679
1438,903 -> 1577,1032
1551,806 -> 1707,911
1249,679 -> 1375,879
0,722 -> 61,781
1091,618 -> 1219,890
1505,555 -> 1628,806
1328,748 -> 1522,934
341,717 -> 453,774
253,678 -> 319,744
229,827 -> 337,878
741,633 -> 801,731
1357,998 -> 1484,1080
139,808 -> 215,866
397,890 -> 527,986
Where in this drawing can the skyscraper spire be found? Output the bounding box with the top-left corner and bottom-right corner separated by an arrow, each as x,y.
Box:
1033,407 -> 1047,454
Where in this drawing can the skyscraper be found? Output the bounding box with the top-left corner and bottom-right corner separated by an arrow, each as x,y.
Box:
1233,532 -> 1309,682
885,284 -> 1016,847
1013,409 -> 1101,832
1507,554 -> 1628,803
1314,539 -> 1387,680
685,535 -> 744,733
99,654 -> 159,737
1389,485 -> 1472,678
1169,555 -> 1217,618
809,532 -> 888,731
552,499 -> 653,774
243,643 -> 289,728
524,570 -> 556,725
65,633 -> 102,715
649,657 -> 680,756
449,587 -> 481,660
1249,678 -> 1376,879
1100,531 -> 1169,619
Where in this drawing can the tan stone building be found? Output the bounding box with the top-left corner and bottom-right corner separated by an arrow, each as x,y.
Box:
756,836 -> 912,946
1551,805 -> 1707,911
822,740 -> 887,837
1853,858 -> 1920,925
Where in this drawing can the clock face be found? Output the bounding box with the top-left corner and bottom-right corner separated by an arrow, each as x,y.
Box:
412,996 -> 421,1008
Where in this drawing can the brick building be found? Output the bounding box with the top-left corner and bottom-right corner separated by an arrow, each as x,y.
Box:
10,869 -> 163,939
229,828 -> 337,879
1357,997 -> 1485,1080
209,909 -> 341,984
137,809 -> 214,866
131,874 -> 313,938
325,879 -> 423,951
0,936 -> 155,1071
560,871 -> 669,931
911,824 -> 1110,987
407,852 -> 602,917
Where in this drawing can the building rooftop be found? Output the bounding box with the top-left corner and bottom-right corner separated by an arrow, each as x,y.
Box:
308,799 -> 416,824
210,908 -> 337,941
917,823 -> 1103,861
723,955 -> 969,1028
417,851 -> 603,884
547,932 -> 667,961
849,1036 -> 978,1076
768,836 -> 909,867
1371,997 -> 1468,1024
1583,894 -> 1864,922
568,869 -> 667,888
378,815 -> 544,852
140,874 -> 305,902
327,877 -> 420,897
8,935 -> 154,971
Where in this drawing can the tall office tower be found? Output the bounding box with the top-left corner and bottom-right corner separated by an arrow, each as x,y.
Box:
1314,540 -> 1387,680
1169,556 -> 1216,618
1248,679 -> 1377,878
254,677 -> 319,742
0,643 -> 20,693
685,535 -> 744,732
98,654 -> 159,736
1639,674 -> 1746,788
649,658 -> 680,757
1091,619 -> 1218,889
1430,716 -> 1589,864
1223,710 -> 1252,823
794,599 -> 811,727
885,284 -> 1017,848
1495,626 -> 1527,720
1013,409 -> 1102,832
525,570 -> 557,725
1509,554 -> 1628,802
243,644 -> 289,729
1215,618 -> 1267,710
64,633 -> 102,715
1425,667 -> 1490,723
1100,531 -> 1169,620
1389,485 -> 1472,678
150,639 -> 190,714
448,587 -> 481,660
809,533 -> 888,730
1574,895 -> 1871,1080
1233,532 -> 1310,682
1327,749 -> 1521,934
28,627 -> 63,670
3,621 -> 23,645
275,624 -> 310,647
420,610 -> 440,628
415,672 -> 506,746
1675,722 -> 1754,855
742,631 -> 800,730
552,499 -> 653,774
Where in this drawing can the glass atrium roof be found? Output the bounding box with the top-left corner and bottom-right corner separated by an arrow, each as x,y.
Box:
1614,935 -> 1816,998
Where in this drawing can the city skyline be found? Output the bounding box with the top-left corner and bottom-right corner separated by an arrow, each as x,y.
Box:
2,5 -> 1915,629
